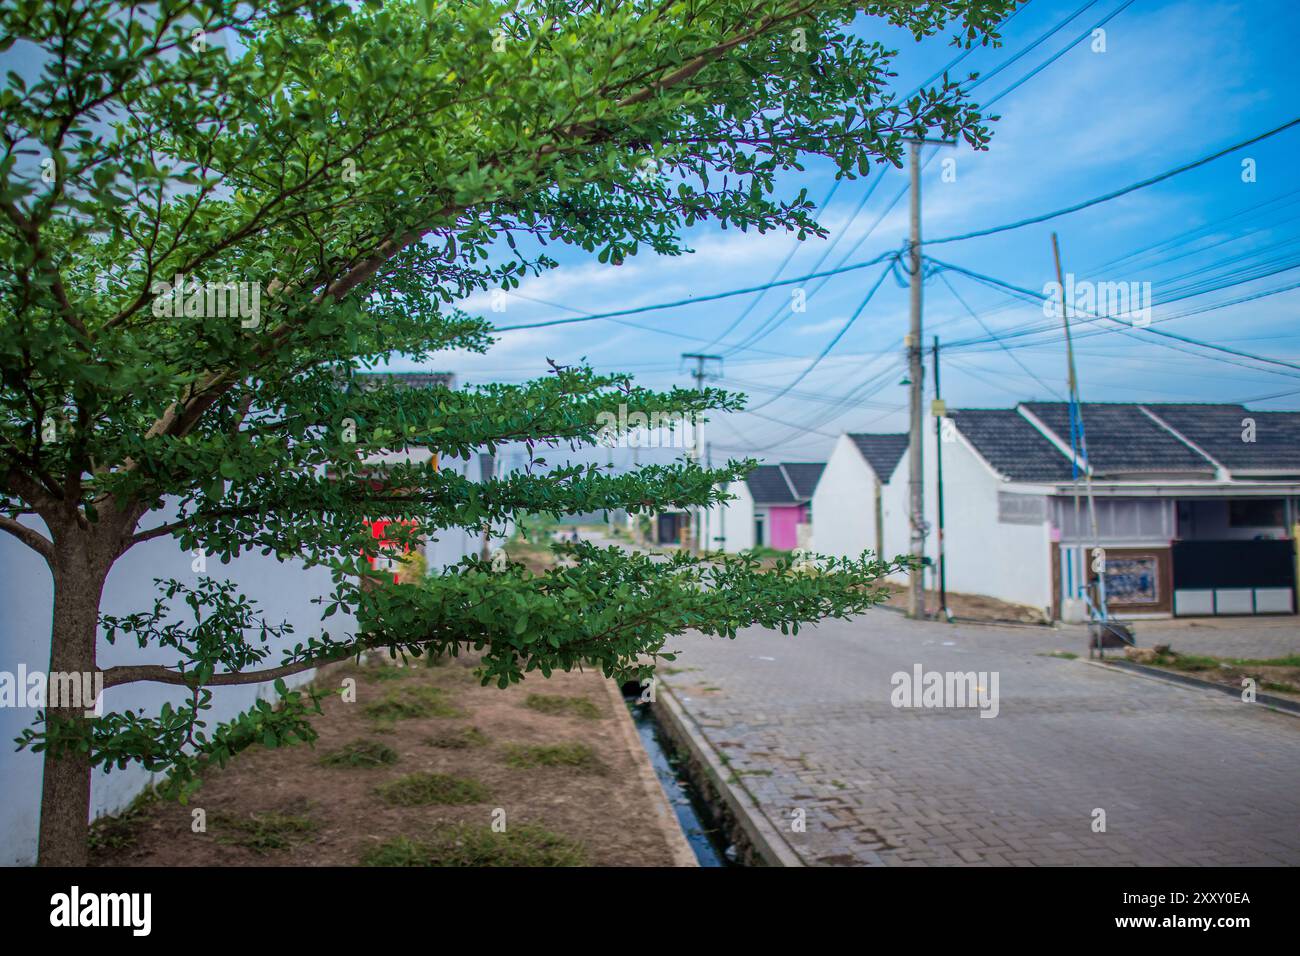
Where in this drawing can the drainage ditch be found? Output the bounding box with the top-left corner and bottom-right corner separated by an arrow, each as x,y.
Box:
620,683 -> 736,867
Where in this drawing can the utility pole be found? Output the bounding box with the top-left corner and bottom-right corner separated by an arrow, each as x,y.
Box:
682,352 -> 721,554
906,139 -> 926,619
704,440 -> 713,553
903,137 -> 956,619
1052,233 -> 1102,628
932,336 -> 950,622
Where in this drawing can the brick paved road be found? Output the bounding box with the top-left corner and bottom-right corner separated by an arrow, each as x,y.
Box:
659,612 -> 1300,866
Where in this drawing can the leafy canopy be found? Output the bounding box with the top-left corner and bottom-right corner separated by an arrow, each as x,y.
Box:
2,0 -> 1012,796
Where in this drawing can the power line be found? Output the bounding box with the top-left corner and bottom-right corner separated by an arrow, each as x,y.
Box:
744,256 -> 898,412
938,271 -> 1065,399
983,0 -> 1141,108
696,177 -> 844,352
492,250 -> 898,331
712,1 -> 1057,358
506,290 -> 805,358
924,116 -> 1300,246
974,0 -> 1102,94
928,257 -> 1300,375
721,173 -> 895,355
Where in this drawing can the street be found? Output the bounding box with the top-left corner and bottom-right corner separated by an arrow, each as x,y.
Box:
659,611 -> 1300,866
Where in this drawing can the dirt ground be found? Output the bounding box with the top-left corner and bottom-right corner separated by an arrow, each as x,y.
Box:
89,653 -> 684,867
880,583 -> 1049,624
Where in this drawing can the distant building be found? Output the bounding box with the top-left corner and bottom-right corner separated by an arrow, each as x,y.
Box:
812,433 -> 908,563
816,402 -> 1300,620
710,462 -> 825,552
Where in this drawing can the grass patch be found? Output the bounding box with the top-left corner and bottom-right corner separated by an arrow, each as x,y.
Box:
319,738 -> 399,768
424,726 -> 490,749
1134,648 -> 1300,696
1150,651 -> 1221,672
335,660 -> 416,683
1226,655 -> 1300,668
88,786 -> 158,854
374,772 -> 492,806
503,742 -> 605,773
362,823 -> 586,867
212,809 -> 319,853
1040,651 -> 1078,660
524,693 -> 601,720
364,684 -> 464,722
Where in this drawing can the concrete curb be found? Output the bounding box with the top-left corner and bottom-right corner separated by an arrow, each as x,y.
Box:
653,682 -> 805,867
1083,659 -> 1300,718
601,677 -> 698,867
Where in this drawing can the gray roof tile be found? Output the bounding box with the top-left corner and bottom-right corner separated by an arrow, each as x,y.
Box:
782,462 -> 825,498
848,433 -> 909,481
743,462 -> 825,504
1143,404 -> 1300,472
744,464 -> 797,504
949,408 -> 1078,482
1022,402 -> 1215,476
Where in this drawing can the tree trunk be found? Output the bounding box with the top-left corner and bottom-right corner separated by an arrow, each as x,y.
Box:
37,540 -> 110,867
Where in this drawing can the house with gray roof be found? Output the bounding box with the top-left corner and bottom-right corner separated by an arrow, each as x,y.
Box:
812,433 -> 909,563
820,403 -> 1300,621
707,461 -> 825,552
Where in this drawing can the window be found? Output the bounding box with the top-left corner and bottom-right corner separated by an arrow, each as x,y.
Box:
1229,499 -> 1284,528
754,516 -> 765,547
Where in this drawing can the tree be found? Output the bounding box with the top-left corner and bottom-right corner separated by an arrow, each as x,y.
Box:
1,0 -> 1013,865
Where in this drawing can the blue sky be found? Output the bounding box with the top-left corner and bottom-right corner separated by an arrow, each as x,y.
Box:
412,0 -> 1300,467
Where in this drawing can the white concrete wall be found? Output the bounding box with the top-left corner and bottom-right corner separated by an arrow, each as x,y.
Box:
881,452 -> 912,584
879,426 -> 1054,611
423,453 -> 509,570
0,505 -> 356,866
707,480 -> 754,552
0,452 -> 504,865
811,434 -> 878,560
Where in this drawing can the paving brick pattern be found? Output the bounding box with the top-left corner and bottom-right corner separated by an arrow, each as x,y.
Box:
660,613 -> 1300,866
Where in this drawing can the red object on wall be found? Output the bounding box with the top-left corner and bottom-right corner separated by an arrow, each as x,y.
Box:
363,517 -> 417,584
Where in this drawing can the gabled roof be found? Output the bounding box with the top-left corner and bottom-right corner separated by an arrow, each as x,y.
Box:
745,465 -> 797,504
782,462 -> 826,498
1022,402 -> 1215,477
948,401 -> 1300,483
743,462 -> 824,505
948,408 -> 1079,483
848,433 -> 909,481
1143,404 -> 1300,472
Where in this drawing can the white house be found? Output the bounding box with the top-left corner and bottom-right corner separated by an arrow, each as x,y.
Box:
707,462 -> 824,553
821,402 -> 1300,620
812,433 -> 908,562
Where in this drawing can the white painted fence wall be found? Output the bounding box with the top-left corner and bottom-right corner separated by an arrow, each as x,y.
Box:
0,450 -> 504,866
0,505 -> 355,866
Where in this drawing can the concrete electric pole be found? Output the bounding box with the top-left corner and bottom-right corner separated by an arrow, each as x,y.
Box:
682,352 -> 721,554
905,138 -> 955,619
906,140 -> 927,619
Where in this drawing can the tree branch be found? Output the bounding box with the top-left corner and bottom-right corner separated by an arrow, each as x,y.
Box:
101,646 -> 360,690
0,514 -> 54,565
